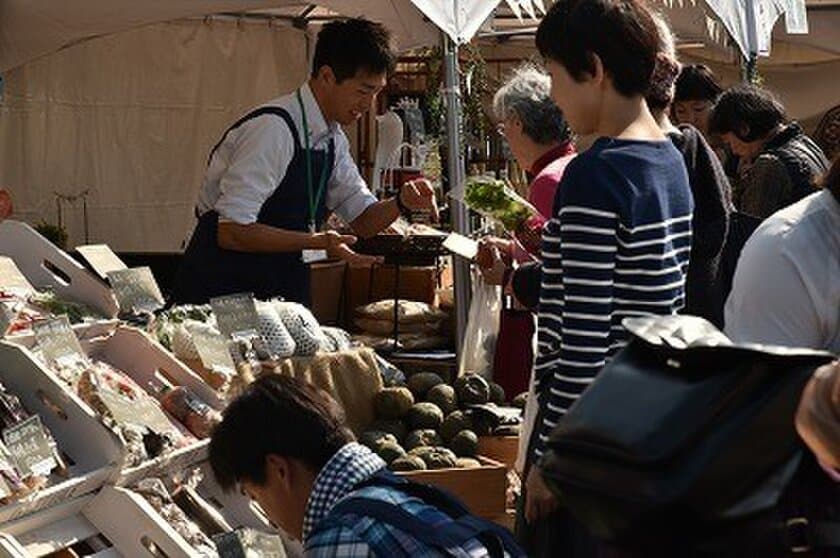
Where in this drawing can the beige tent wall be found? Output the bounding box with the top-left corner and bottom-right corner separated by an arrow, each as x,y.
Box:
0,17 -> 309,252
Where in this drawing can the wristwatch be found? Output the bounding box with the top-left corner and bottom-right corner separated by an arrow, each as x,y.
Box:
396,186 -> 413,219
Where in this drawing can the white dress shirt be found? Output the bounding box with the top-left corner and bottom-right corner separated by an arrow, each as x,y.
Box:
196,83 -> 377,225
725,189 -> 840,352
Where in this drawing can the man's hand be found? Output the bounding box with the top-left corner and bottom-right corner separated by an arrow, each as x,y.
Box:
476,236 -> 513,269
525,467 -> 559,523
400,179 -> 439,222
330,243 -> 384,268
317,230 -> 357,251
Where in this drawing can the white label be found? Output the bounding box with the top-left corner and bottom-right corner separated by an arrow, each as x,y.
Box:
301,249 -> 328,264
107,267 -> 165,313
77,244 -> 128,280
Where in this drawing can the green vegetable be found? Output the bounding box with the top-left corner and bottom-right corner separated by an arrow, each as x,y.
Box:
463,177 -> 536,231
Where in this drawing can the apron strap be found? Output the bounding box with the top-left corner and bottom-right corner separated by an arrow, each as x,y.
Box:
207,106 -> 299,165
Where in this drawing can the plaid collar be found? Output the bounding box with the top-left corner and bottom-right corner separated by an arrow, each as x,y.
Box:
302,442 -> 386,541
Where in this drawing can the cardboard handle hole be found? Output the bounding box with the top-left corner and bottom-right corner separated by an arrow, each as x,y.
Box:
36,389 -> 68,420
140,535 -> 172,557
42,259 -> 72,287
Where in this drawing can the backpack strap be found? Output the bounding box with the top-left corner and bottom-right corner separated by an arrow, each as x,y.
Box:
315,469 -> 523,558
207,106 -> 299,165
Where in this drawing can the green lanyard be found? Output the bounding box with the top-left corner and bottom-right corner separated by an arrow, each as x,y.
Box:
296,89 -> 331,231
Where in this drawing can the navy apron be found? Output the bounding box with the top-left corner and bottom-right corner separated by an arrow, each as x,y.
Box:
171,104 -> 335,306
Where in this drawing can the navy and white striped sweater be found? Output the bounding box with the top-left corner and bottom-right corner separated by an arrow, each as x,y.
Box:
532,137 -> 694,460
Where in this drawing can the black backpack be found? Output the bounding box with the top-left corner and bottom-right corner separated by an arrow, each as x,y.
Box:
538,316 -> 837,552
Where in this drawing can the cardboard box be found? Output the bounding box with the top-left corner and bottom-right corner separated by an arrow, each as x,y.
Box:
309,260 -> 346,326
5,324 -> 218,487
0,342 -> 123,524
0,220 -> 118,318
0,487 -> 221,558
398,456 -> 508,519
477,436 -> 520,470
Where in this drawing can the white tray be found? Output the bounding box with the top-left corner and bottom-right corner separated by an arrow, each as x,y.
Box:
0,342 -> 122,525
0,220 -> 118,319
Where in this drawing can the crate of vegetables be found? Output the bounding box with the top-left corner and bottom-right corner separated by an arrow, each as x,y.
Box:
4,322 -> 221,488
0,341 -> 122,524
0,220 -> 118,320
358,372 -> 519,519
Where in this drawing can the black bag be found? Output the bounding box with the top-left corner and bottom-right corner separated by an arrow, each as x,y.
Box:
539,315 -> 835,544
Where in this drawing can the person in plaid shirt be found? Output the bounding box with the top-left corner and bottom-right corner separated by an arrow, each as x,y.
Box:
209,374 -> 523,557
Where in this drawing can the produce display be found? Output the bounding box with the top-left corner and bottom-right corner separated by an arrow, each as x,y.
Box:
462,176 -> 539,231
133,477 -> 218,556
360,372 -> 520,472
353,299 -> 449,351
0,290 -> 106,335
0,383 -> 66,503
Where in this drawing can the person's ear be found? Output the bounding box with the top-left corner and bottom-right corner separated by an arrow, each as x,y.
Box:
590,53 -> 605,88
317,65 -> 337,87
265,454 -> 294,493
737,123 -> 752,141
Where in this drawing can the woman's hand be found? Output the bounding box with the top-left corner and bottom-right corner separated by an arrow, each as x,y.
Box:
477,238 -> 512,285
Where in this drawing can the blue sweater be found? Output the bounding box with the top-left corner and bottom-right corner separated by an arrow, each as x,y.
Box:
532,137 -> 694,460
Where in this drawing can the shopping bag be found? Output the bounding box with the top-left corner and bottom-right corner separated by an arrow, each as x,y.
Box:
457,273 -> 501,380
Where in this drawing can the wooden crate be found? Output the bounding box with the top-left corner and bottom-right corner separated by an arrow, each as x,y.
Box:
398,456 -> 507,519
477,436 -> 520,470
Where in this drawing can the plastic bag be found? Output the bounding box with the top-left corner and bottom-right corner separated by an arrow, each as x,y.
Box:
452,176 -> 540,232
458,274 -> 502,380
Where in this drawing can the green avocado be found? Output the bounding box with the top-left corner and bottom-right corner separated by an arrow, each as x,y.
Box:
359,430 -> 398,451
448,430 -> 479,457
407,372 -> 444,400
405,402 -> 444,430
376,441 -> 407,464
373,387 -> 415,419
425,384 -> 458,415
404,429 -> 444,451
440,410 -> 473,443
370,420 -> 408,443
390,455 -> 427,471
454,374 -> 490,406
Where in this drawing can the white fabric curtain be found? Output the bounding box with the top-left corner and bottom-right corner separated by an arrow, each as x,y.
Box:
0,17 -> 309,252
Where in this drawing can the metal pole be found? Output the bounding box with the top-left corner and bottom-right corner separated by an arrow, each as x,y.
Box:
743,0 -> 759,84
442,32 -> 471,355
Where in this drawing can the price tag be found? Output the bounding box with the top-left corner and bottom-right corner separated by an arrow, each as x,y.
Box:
214,528 -> 287,558
301,249 -> 328,264
210,293 -> 259,338
2,416 -> 57,477
97,390 -> 174,435
443,232 -> 479,260
76,244 -> 128,280
33,316 -> 86,365
0,256 -> 33,296
190,326 -> 236,376
107,267 -> 165,314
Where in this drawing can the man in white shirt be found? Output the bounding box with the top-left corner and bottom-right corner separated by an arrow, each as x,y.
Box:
725,156 -> 840,353
172,18 -> 436,305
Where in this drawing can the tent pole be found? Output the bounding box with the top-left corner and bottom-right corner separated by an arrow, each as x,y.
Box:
742,0 -> 759,84
443,32 -> 471,356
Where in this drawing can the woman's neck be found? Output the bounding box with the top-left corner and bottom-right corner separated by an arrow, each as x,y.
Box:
595,88 -> 665,141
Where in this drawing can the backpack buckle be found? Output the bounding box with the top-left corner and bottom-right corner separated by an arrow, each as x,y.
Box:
786,517 -> 812,554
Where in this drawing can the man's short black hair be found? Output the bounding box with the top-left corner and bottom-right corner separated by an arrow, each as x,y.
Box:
311,18 -> 396,82
535,0 -> 660,97
709,85 -> 788,142
821,154 -> 840,202
209,375 -> 355,490
674,64 -> 723,103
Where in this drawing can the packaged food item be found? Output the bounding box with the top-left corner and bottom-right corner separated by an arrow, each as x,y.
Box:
133,477 -> 218,556
272,301 -> 328,356
255,302 -> 296,358
159,387 -> 221,439
461,176 -> 539,232
77,362 -> 190,466
356,300 -> 446,324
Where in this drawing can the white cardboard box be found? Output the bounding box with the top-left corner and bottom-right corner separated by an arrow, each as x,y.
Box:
0,486 -> 205,557
0,342 -> 122,524
4,324 -> 219,487
0,220 -> 118,319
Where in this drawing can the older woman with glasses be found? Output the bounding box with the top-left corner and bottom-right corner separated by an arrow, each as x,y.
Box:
475,64 -> 576,474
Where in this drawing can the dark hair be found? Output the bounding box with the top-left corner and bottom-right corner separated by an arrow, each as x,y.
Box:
820,154 -> 840,202
209,375 -> 354,490
709,85 -> 788,142
535,0 -> 660,97
674,64 -> 723,103
311,18 -> 396,82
